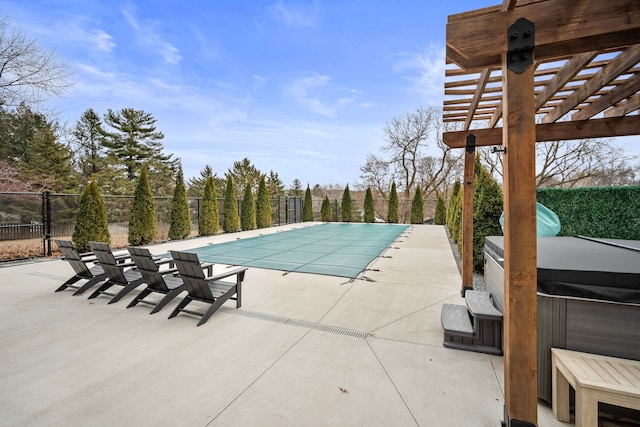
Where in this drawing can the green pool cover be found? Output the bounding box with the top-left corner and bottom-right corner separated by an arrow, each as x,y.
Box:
185,223 -> 409,278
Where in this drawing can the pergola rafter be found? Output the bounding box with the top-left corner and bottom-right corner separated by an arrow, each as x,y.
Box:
443,1 -> 640,426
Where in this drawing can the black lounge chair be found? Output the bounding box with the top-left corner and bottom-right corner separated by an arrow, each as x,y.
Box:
168,250 -> 247,326
126,246 -> 185,314
87,241 -> 145,304
54,239 -> 107,295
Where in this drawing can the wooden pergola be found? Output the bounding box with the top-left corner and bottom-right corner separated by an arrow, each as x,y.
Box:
443,1 -> 640,426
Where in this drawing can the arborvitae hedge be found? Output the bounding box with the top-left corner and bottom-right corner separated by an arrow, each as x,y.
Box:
128,164 -> 157,245
447,180 -> 461,227
302,185 -> 314,221
223,176 -> 241,233
472,157 -> 503,272
321,196 -> 332,222
447,180 -> 462,243
72,180 -> 110,253
363,187 -> 375,223
168,167 -> 191,240
434,193 -> 446,225
199,176 -> 219,236
341,184 -> 352,222
256,177 -> 271,229
241,184 -> 256,231
387,181 -> 399,223
537,186 -> 640,240
410,186 -> 424,224
449,185 -> 463,245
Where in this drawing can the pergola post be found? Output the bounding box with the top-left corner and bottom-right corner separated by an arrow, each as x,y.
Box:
461,134 -> 475,295
501,18 -> 538,427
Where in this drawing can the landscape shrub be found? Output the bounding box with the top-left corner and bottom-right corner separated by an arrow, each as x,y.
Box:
434,193 -> 446,225
128,164 -> 157,245
241,183 -> 256,231
168,167 -> 191,240
198,176 -> 219,236
302,185 -> 314,221
256,177 -> 271,229
363,187 -> 375,223
410,187 -> 424,224
341,184 -> 353,222
387,181 -> 399,223
320,196 -> 332,222
223,176 -> 241,233
72,180 -> 110,252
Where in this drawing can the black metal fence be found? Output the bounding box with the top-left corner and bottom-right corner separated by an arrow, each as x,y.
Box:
0,191 -> 437,262
0,191 -> 304,261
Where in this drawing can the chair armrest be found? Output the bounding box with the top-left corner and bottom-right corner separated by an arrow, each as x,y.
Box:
201,262 -> 214,276
160,267 -> 180,275
154,257 -> 175,268
205,267 -> 248,282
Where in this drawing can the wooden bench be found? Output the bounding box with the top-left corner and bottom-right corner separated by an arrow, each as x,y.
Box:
551,348 -> 640,427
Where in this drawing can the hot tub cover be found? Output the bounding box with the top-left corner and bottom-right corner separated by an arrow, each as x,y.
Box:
484,235 -> 640,304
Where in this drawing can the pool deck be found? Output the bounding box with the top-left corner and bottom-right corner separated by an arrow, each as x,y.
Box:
0,223 -> 565,426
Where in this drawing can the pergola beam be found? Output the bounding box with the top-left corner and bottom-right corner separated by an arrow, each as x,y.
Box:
535,51 -> 598,110
542,44 -> 640,123
572,74 -> 640,120
442,115 -> 640,148
604,94 -> 640,117
447,0 -> 640,70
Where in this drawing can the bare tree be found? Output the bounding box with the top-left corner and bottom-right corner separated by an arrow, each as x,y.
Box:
480,138 -> 638,188
0,17 -> 72,107
359,106 -> 460,222
357,154 -> 393,200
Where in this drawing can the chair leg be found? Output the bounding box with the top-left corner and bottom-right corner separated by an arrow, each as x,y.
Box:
150,288 -> 183,314
169,296 -> 193,319
127,288 -> 152,308
88,281 -> 113,299
72,275 -> 106,296
108,279 -> 144,304
197,287 -> 237,326
55,276 -> 81,292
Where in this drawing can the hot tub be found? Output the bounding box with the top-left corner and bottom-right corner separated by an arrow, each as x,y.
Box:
483,236 -> 640,402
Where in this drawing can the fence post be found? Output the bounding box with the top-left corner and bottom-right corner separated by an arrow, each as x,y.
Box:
43,190 -> 52,256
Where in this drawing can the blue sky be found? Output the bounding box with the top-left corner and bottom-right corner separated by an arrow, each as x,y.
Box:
6,1 -> 637,187
5,0 -> 502,187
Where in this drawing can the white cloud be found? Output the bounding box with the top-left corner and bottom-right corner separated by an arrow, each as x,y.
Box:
122,7 -> 182,66
90,29 -> 116,52
391,44 -> 446,105
268,0 -> 319,28
286,72 -> 355,117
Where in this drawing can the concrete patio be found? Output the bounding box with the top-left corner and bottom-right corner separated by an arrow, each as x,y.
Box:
0,224 -> 566,426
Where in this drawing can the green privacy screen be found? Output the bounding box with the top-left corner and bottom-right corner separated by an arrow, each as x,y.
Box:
186,223 -> 409,278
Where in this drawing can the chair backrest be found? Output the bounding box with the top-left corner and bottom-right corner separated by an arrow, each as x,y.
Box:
128,246 -> 169,292
55,239 -> 92,277
169,250 -> 213,300
89,241 -> 128,284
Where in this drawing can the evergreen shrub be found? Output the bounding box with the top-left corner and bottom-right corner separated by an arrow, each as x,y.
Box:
72,180 -> 110,252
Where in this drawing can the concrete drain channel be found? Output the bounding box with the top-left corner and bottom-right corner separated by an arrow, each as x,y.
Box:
220,307 -> 369,339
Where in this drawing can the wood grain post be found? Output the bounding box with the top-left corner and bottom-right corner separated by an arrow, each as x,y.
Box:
502,19 -> 538,427
461,135 -> 475,295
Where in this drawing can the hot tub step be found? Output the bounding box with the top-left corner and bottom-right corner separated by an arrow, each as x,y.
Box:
441,303 -> 474,337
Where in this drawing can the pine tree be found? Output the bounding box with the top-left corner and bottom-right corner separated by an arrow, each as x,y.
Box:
73,108 -> 106,181
101,108 -> 175,182
168,167 -> 191,240
341,184 -> 353,222
289,178 -> 304,197
321,196 -> 332,222
223,175 -> 241,233
256,176 -> 271,229
302,185 -> 314,221
434,193 -> 447,225
128,164 -> 157,245
387,181 -> 399,223
199,176 -> 219,236
72,180 -> 110,253
410,186 -> 424,224
363,187 -> 375,223
241,183 -> 256,231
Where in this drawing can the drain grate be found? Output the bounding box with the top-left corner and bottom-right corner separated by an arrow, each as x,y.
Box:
220,307 -> 369,339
